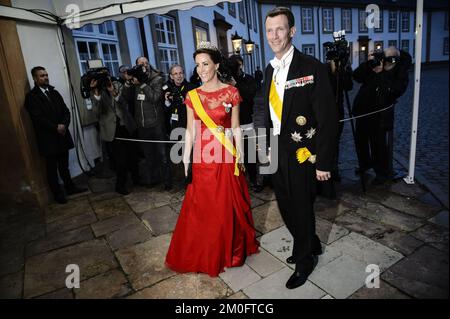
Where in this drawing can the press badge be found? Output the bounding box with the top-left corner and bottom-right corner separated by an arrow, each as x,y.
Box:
171,113 -> 179,121
137,94 -> 145,101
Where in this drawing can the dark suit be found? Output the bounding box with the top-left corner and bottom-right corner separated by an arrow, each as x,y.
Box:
25,85 -> 75,197
263,48 -> 338,263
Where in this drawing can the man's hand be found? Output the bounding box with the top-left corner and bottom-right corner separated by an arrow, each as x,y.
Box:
316,170 -> 331,181
165,92 -> 172,102
372,65 -> 383,73
90,79 -> 99,96
57,124 -> 66,135
132,77 -> 140,85
106,81 -> 118,97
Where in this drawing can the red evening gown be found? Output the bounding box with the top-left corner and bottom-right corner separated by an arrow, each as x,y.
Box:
165,85 -> 259,277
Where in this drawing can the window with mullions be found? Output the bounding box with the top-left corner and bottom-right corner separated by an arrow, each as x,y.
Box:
322,8 -> 334,33
252,0 -> 257,32
388,40 -> 397,48
374,9 -> 383,32
155,15 -> 179,75
341,8 -> 352,33
401,12 -> 410,32
98,21 -> 115,36
238,1 -> 245,24
389,11 -> 397,32
228,2 -> 236,18
401,39 -> 410,53
246,0 -> 252,29
302,44 -> 315,57
444,37 -> 449,55
301,7 -> 314,33
359,9 -> 368,32
76,40 -> 121,76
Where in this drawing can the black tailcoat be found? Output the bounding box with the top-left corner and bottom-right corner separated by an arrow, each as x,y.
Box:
263,48 -> 338,261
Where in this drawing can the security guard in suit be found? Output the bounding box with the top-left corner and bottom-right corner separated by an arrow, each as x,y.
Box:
263,7 -> 338,289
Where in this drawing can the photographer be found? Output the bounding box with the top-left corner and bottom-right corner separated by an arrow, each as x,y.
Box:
162,64 -> 196,132
353,46 -> 412,185
90,75 -> 139,195
226,55 -> 258,188
122,56 -> 172,191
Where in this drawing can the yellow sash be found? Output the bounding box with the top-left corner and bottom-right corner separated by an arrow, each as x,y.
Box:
188,89 -> 240,176
269,79 -> 283,121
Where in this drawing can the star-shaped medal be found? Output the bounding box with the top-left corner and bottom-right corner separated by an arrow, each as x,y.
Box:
291,131 -> 303,143
306,128 -> 316,139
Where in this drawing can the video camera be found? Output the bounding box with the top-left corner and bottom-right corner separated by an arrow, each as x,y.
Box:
368,50 -> 399,68
324,30 -> 350,65
80,59 -> 118,99
126,64 -> 148,83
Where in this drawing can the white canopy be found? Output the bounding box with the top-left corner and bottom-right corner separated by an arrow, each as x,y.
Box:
1,0 -> 239,27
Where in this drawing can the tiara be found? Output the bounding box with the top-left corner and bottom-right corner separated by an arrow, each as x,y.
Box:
197,41 -> 219,51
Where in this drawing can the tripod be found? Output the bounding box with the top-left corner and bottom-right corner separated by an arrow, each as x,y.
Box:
333,59 -> 366,193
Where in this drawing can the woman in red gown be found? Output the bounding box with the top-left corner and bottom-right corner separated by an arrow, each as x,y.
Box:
165,43 -> 259,277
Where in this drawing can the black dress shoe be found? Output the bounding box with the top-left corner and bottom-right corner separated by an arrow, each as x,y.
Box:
54,194 -> 68,204
285,255 -> 318,289
253,184 -> 264,193
115,187 -> 130,195
66,186 -> 87,195
286,245 -> 323,264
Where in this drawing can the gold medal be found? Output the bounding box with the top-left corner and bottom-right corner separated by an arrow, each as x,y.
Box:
296,116 -> 307,126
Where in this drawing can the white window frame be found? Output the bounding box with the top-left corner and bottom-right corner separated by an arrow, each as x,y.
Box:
301,7 -> 314,33
341,8 -> 352,33
444,37 -> 449,55
389,11 -> 397,32
322,8 -> 334,33
401,11 -> 410,32
302,44 -> 315,57
155,15 -> 179,75
359,9 -> 368,32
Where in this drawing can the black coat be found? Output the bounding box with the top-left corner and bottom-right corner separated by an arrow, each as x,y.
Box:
352,50 -> 412,130
235,73 -> 257,125
262,48 -> 338,172
25,85 -> 74,156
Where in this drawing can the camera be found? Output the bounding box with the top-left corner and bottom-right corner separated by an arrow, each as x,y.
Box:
80,60 -> 118,99
368,50 -> 385,68
126,64 -> 148,83
324,30 -> 350,65
167,85 -> 184,105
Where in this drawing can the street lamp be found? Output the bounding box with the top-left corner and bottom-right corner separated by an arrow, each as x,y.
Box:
245,39 -> 254,54
231,31 -> 243,54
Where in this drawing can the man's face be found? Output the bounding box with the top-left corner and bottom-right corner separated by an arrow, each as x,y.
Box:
136,57 -> 150,72
170,66 -> 185,86
265,14 -> 296,59
34,69 -> 49,88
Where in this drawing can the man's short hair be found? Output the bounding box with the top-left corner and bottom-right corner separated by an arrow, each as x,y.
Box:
119,65 -> 129,73
265,6 -> 295,28
169,64 -> 184,75
31,66 -> 45,77
135,56 -> 148,65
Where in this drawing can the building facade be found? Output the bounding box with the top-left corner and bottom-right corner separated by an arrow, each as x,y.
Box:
258,0 -> 448,69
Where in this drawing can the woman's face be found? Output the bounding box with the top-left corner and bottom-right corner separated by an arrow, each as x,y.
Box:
195,53 -> 218,84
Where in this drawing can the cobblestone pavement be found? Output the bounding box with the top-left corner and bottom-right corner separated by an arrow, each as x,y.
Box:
341,65 -> 449,208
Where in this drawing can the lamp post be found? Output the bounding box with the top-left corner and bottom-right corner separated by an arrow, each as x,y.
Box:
231,31 -> 243,55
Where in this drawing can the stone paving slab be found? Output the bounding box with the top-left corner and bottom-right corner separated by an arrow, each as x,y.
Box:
389,180 -> 427,198
128,273 -> 228,299
0,271 -> 23,299
87,177 -> 116,193
316,217 -> 350,245
314,199 -> 354,222
309,254 -> 371,299
250,196 -> 264,209
428,210 -> 449,229
349,280 -> 411,299
106,222 -> 153,251
75,269 -> 130,299
115,233 -> 174,291
410,224 -> 449,252
0,244 -> 26,277
23,239 -> 117,298
91,197 -> 133,220
36,287 -> 73,299
249,188 -> 276,201
258,226 -> 294,268
243,268 -> 326,299
245,248 -> 285,278
355,202 -> 424,232
88,191 -> 121,203
374,230 -> 424,256
44,197 -> 93,224
366,191 -> 441,219
26,226 -> 94,257
252,201 -> 284,234
91,213 -> 141,237
46,211 -> 97,235
227,291 -> 249,299
219,264 -> 261,293
140,205 -> 179,236
335,212 -> 389,238
381,245 -> 449,299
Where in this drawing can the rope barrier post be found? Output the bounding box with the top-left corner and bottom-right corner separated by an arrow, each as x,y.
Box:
404,0 -> 423,185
